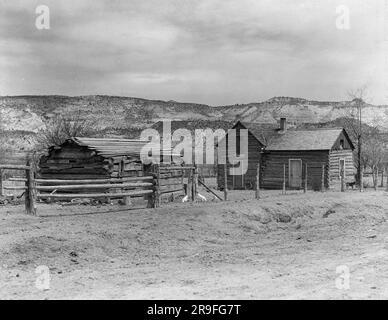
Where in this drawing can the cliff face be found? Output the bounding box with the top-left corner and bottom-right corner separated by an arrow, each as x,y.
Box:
1,95 -> 387,154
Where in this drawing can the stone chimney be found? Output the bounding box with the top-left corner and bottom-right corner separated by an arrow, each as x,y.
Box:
280,117 -> 287,131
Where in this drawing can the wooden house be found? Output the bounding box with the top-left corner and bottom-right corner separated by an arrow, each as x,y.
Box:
217,118 -> 355,191
261,126 -> 355,191
216,121 -> 269,190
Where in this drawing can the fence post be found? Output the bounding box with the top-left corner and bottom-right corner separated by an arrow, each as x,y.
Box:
0,169 -> 3,196
304,163 -> 307,193
386,166 -> 388,192
192,165 -> 198,201
224,164 -> 228,201
153,164 -> 160,208
255,162 -> 260,199
25,160 -> 37,216
321,164 -> 325,192
341,168 -> 345,192
283,164 -> 286,194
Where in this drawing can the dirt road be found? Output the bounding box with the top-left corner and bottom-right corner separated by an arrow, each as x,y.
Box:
1,190 -> 388,299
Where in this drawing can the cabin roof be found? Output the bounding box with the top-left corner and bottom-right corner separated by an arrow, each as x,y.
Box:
231,121 -> 354,151
265,128 -> 354,151
52,137 -> 178,158
235,121 -> 278,145
71,137 -> 149,158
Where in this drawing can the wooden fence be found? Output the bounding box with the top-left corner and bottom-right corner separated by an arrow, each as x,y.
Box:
0,163 -> 215,216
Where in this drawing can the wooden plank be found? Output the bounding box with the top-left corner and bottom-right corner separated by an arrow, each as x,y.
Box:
255,162 -> 260,199
198,179 -> 223,201
36,182 -> 153,191
155,165 -> 161,208
25,161 -> 36,216
3,186 -> 28,190
187,168 -> 192,200
159,166 -> 195,170
158,177 -> 182,186
160,187 -> 183,194
224,164 -> 228,201
35,176 -> 153,184
8,177 -> 27,182
0,165 -> 30,170
0,169 -> 3,196
37,189 -> 153,199
304,163 -> 307,193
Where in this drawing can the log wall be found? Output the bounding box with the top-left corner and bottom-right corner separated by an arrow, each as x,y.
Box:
328,149 -> 355,190
261,150 -> 330,190
156,165 -> 185,201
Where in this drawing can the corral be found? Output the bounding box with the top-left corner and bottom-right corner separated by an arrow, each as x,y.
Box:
0,138 -> 202,215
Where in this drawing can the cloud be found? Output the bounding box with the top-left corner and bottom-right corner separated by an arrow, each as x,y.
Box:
0,0 -> 385,104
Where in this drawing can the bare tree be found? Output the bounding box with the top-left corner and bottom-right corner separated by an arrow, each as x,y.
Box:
36,110 -> 96,151
363,134 -> 386,189
342,86 -> 369,191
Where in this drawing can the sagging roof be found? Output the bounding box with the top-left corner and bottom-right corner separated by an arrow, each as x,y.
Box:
265,128 -> 352,151
72,137 -> 148,158
63,137 -> 178,158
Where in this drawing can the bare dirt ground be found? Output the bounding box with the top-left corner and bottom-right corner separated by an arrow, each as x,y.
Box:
1,189 -> 388,300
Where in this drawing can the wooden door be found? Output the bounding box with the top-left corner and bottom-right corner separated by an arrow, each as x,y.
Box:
289,159 -> 302,188
233,160 -> 245,189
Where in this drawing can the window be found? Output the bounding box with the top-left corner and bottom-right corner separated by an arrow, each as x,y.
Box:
339,139 -> 344,149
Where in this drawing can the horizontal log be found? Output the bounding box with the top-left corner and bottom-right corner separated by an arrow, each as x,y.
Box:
8,177 -> 27,182
159,166 -> 194,170
3,186 -> 27,190
160,188 -> 184,195
0,165 -> 30,170
35,176 -> 153,184
37,189 -> 153,199
159,178 -> 183,186
37,174 -> 109,180
36,182 -> 153,190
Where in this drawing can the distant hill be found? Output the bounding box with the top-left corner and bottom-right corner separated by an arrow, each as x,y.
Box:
1,95 -> 388,155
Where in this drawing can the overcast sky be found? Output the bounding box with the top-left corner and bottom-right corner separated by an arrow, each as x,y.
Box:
0,0 -> 386,105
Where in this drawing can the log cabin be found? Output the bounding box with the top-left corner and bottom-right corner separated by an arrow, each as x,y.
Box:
217,118 -> 355,191
262,123 -> 355,190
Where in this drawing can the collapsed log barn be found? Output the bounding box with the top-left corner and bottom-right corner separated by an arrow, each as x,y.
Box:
217,118 -> 355,191
38,137 -> 186,201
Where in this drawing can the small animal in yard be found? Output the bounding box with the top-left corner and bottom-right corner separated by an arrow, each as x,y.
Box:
346,181 -> 356,189
197,193 -> 207,201
182,195 -> 189,202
